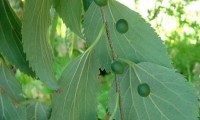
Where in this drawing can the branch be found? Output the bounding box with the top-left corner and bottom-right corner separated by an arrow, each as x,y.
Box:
100,8 -> 125,120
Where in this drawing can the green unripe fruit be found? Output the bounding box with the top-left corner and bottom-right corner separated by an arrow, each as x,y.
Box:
137,83 -> 150,97
116,19 -> 128,33
94,0 -> 107,7
111,61 -> 125,74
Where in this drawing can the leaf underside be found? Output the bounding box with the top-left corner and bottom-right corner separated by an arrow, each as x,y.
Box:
51,51 -> 100,120
22,0 -> 58,89
14,0 -> 197,119
84,0 -> 198,120
0,94 -> 26,120
110,62 -> 198,120
0,0 -> 34,76
84,1 -> 172,70
26,102 -> 50,120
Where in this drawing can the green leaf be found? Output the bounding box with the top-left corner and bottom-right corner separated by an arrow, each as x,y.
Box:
53,0 -> 82,37
22,0 -> 58,89
0,62 -> 23,101
0,94 -> 26,120
110,61 -> 198,120
51,52 -> 100,120
0,62 -> 25,119
0,63 -> 51,119
51,25 -> 105,120
0,0 -> 34,76
84,1 -> 172,69
83,0 -> 94,11
84,4 -> 112,70
26,102 -> 51,120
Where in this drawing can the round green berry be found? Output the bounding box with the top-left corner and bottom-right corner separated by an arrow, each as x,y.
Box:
94,0 -> 107,7
137,83 -> 150,97
116,19 -> 128,33
111,61 -> 125,74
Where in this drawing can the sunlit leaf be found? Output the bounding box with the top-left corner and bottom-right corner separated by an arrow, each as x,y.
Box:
0,0 -> 34,76
51,51 -> 100,120
53,0 -> 82,37
110,61 -> 198,120
26,102 -> 51,120
22,0 -> 58,89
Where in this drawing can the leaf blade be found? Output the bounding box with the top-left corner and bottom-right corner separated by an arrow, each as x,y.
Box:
84,1 -> 172,69
107,1 -> 172,68
22,0 -> 58,89
110,61 -> 198,120
0,62 -> 23,101
53,0 -> 82,37
26,102 -> 51,120
84,3 -> 112,70
0,94 -> 26,120
83,0 -> 94,11
51,51 -> 100,120
0,62 -> 26,120
0,0 -> 34,76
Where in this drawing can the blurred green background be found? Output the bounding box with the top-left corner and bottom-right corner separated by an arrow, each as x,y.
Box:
8,0 -> 200,119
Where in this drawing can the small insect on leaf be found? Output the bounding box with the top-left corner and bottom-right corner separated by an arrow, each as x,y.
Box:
116,19 -> 129,33
111,60 -> 125,74
94,0 -> 107,7
137,83 -> 150,97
